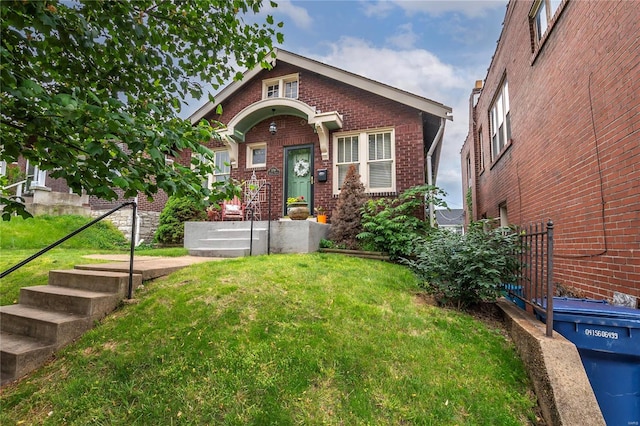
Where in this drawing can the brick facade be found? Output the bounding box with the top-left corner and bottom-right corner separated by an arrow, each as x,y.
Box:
204,61 -> 432,220
461,0 -> 640,301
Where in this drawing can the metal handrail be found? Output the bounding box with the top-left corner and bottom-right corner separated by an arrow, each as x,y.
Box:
245,182 -> 272,256
1,179 -> 28,198
1,201 -> 138,299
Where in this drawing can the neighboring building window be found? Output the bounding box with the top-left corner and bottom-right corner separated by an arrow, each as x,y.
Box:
262,73 -> 299,99
246,143 -> 267,169
530,0 -> 563,50
499,203 -> 509,227
490,79 -> 511,161
213,150 -> 230,183
333,128 -> 395,193
466,154 -> 472,189
478,127 -> 485,171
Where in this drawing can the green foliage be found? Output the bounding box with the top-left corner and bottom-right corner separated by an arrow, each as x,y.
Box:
154,196 -> 207,244
358,184 -> 446,258
1,0 -> 283,218
405,220 -> 522,309
329,165 -> 367,249
0,215 -> 127,250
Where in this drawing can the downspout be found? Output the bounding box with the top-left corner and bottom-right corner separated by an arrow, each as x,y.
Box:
426,117 -> 446,227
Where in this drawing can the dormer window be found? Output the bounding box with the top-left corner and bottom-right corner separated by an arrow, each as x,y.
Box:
262,73 -> 299,100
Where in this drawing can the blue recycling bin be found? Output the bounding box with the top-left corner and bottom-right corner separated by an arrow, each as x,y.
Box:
537,298 -> 640,426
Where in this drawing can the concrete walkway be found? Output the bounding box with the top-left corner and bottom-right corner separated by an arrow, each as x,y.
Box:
79,254 -> 226,280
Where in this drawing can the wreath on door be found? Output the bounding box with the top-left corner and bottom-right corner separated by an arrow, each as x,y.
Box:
294,159 -> 310,177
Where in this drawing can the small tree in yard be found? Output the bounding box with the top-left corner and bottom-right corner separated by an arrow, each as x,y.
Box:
405,220 -> 521,309
154,196 -> 207,245
329,164 -> 367,250
358,184 -> 446,259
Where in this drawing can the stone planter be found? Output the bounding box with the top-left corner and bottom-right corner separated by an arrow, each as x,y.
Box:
288,204 -> 310,220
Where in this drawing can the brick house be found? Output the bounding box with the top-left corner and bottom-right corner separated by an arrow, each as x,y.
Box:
460,0 -> 640,302
190,49 -> 452,222
2,49 -> 452,241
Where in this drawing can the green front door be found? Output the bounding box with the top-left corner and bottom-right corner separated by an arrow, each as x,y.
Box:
285,145 -> 313,215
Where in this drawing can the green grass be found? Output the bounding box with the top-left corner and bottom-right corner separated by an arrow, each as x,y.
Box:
0,215 -> 129,250
0,254 -> 538,425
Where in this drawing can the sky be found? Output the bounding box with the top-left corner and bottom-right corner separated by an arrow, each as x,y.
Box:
187,0 -> 509,209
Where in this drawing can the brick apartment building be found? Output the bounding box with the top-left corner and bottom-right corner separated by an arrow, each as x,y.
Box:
461,0 -> 639,302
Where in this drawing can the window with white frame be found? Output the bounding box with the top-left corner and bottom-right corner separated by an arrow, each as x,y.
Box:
262,73 -> 299,99
490,79 -> 511,161
333,128 -> 395,193
191,152 -> 214,190
213,150 -> 231,183
531,0 -> 562,44
478,127 -> 485,171
246,143 -> 267,169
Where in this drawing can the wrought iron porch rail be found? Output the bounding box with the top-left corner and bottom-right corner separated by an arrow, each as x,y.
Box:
1,202 -> 138,299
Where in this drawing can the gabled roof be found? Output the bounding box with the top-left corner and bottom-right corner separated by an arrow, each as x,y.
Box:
189,48 -> 453,124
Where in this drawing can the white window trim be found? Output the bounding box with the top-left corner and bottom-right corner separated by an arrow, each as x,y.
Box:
262,73 -> 299,100
332,128 -> 396,195
191,152 -> 214,190
246,143 -> 267,169
490,79 -> 511,162
213,149 -> 231,183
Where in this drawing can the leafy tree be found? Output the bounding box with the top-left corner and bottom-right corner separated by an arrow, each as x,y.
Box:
329,164 -> 367,250
0,0 -> 284,220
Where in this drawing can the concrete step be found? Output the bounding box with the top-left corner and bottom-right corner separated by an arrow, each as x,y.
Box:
188,248 -> 251,258
0,332 -> 56,386
19,285 -> 121,321
202,228 -> 267,240
0,304 -> 91,347
48,269 -> 141,296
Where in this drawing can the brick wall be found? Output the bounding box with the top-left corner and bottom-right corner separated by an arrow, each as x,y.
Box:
208,62 -> 427,219
462,0 -> 640,301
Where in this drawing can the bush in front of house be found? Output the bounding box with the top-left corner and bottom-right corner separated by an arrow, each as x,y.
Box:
154,196 -> 207,245
358,184 -> 446,258
404,220 -> 521,309
329,164 -> 367,250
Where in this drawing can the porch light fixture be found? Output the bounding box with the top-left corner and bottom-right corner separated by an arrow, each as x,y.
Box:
269,108 -> 277,135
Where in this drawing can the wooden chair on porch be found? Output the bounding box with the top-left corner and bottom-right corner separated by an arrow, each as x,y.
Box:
221,196 -> 245,221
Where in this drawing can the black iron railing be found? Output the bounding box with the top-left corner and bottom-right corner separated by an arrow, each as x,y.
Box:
508,220 -> 555,336
1,202 -> 138,299
245,182 -> 272,256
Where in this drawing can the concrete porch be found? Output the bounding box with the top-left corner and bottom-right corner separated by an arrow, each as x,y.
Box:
184,220 -> 330,257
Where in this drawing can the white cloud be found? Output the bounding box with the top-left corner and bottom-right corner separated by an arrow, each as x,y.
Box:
391,0 -> 506,19
386,22 -> 418,49
267,0 -> 313,29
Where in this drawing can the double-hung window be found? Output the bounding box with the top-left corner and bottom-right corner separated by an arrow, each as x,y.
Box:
490,79 -> 511,161
532,0 -> 562,43
334,128 -> 395,193
213,150 -> 231,183
262,73 -> 299,99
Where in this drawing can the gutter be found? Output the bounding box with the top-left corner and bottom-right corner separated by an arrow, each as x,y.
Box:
426,117 -> 446,227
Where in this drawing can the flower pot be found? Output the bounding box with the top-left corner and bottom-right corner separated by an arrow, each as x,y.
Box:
317,214 -> 327,224
288,204 -> 310,220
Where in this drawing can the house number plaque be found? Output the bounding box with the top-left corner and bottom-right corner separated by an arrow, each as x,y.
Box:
267,167 -> 280,176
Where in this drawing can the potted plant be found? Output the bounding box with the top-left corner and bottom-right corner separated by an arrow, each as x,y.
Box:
287,196 -> 309,220
315,206 -> 327,224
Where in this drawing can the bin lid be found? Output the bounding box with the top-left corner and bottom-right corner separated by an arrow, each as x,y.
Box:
551,297 -> 640,320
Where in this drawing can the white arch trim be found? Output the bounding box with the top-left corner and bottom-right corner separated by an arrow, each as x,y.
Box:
219,98 -> 342,165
